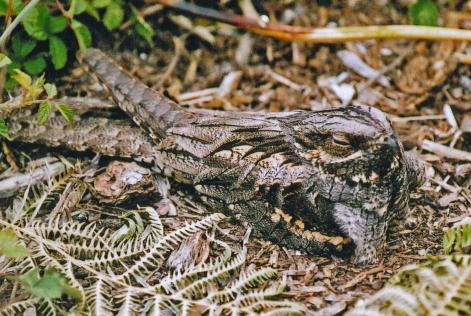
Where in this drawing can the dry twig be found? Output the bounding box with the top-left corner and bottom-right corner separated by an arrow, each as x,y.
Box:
151,0 -> 471,42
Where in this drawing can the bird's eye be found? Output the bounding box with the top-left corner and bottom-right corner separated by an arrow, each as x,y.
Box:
332,134 -> 351,147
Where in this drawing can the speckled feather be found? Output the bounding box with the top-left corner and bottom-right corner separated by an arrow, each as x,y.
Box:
8,49 -> 425,263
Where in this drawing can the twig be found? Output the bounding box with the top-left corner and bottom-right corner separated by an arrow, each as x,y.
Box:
429,177 -> 460,193
360,43 -> 414,91
339,263 -> 384,291
120,4 -> 163,30
422,140 -> 471,161
456,52 -> 471,64
266,68 -> 306,91
154,37 -> 185,88
391,114 -> 446,122
0,161 -> 66,198
151,0 -> 471,42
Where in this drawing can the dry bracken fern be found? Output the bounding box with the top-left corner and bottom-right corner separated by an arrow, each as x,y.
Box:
346,255 -> 471,316
0,173 -> 303,315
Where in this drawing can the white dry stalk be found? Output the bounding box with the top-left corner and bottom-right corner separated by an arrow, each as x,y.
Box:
0,161 -> 66,198
177,88 -> 218,103
218,71 -> 243,98
390,114 -> 446,123
266,68 -> 307,91
336,50 -> 390,87
422,140 -> 471,162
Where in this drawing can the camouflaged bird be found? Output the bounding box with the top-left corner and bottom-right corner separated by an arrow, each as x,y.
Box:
9,48 -> 426,264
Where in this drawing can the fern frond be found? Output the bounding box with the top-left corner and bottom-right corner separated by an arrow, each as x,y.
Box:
6,164 -> 75,225
175,248 -> 247,299
206,267 -> 278,304
158,253 -> 232,294
146,294 -> 180,315
37,298 -> 59,316
115,288 -> 142,315
0,298 -> 37,316
110,210 -> 145,246
141,206 -> 164,245
443,222 -> 471,254
347,286 -> 418,316
31,219 -> 112,244
233,267 -> 279,293
85,278 -> 114,316
230,287 -> 287,308
117,213 -> 225,283
26,167 -> 74,223
2,185 -> 297,315
63,260 -> 87,306
348,255 -> 471,315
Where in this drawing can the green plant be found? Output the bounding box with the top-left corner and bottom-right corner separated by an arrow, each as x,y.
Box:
0,0 -> 154,82
0,69 -> 73,127
0,1 -> 155,135
409,0 -> 439,26
443,221 -> 471,255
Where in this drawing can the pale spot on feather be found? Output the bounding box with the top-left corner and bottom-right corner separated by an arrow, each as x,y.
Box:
295,220 -> 305,230
329,150 -> 363,164
376,204 -> 388,216
271,213 -> 281,223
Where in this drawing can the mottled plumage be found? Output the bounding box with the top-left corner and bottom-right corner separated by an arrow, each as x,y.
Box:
9,49 -> 425,263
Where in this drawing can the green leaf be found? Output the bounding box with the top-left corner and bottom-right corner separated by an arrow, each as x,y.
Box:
55,103 -> 74,125
49,36 -> 68,70
409,0 -> 438,26
71,0 -> 87,15
103,2 -> 124,31
21,268 -> 63,299
48,15 -> 67,34
24,55 -> 47,75
85,6 -> 100,20
11,35 -> 37,58
29,74 -> 45,99
6,60 -> 21,74
0,117 -> 10,140
131,5 -> 154,45
0,53 -> 12,68
11,69 -> 32,88
44,83 -> 57,98
20,269 -> 41,291
92,0 -> 111,8
22,6 -> 50,40
37,102 -> 52,125
71,19 -> 92,51
0,228 -> 29,257
4,77 -> 17,90
20,268 -> 81,300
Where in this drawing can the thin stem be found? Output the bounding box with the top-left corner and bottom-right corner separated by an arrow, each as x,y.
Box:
153,0 -> 471,42
0,0 -> 41,49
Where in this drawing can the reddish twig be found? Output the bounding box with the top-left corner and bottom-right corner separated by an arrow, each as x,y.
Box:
151,0 -> 471,42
